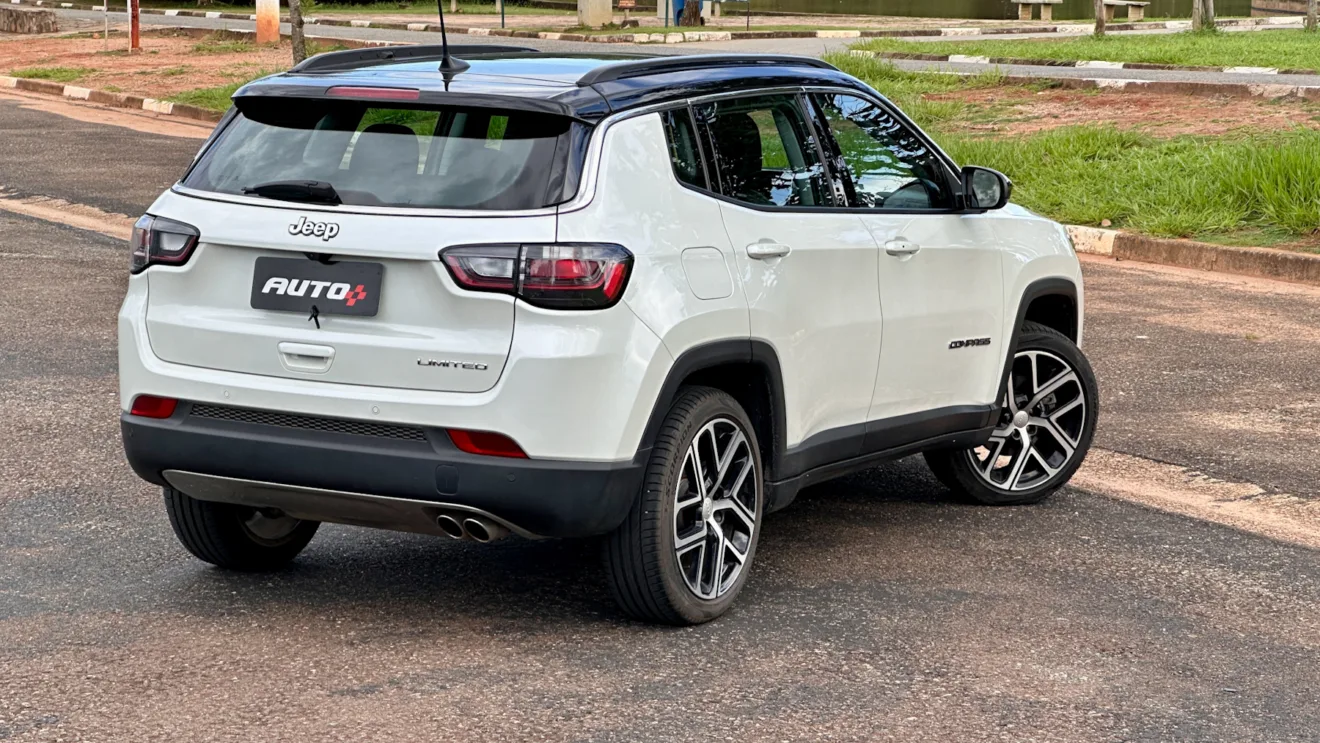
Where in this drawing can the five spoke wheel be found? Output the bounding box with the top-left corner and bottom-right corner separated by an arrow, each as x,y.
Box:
673,418 -> 758,600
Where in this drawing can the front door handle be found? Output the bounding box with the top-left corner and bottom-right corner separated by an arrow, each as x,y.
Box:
746,242 -> 791,260
884,239 -> 921,257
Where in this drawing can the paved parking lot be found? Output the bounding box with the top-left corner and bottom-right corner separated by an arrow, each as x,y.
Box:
3,94 -> 1320,741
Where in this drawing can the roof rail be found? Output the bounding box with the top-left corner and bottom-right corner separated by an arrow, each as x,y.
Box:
291,44 -> 541,73
575,54 -> 838,87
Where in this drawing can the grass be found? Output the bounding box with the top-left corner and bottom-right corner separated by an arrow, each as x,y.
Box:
853,29 -> 1320,71
167,69 -> 277,111
828,52 -> 1320,243
193,37 -> 257,54
8,66 -> 96,83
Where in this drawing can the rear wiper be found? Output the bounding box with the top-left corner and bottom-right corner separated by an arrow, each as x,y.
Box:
242,180 -> 342,205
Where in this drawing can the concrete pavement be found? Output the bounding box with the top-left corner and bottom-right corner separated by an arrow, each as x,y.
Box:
4,88 -> 1320,741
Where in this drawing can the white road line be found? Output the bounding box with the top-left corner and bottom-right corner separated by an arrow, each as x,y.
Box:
0,191 -> 134,240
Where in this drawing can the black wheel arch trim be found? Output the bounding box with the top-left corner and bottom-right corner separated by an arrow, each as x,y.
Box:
996,277 -> 1079,412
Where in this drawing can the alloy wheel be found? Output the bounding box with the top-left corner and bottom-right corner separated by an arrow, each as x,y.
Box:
673,418 -> 759,600
970,349 -> 1088,492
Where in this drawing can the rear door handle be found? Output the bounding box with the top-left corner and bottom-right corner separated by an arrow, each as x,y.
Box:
884,239 -> 921,257
746,242 -> 791,260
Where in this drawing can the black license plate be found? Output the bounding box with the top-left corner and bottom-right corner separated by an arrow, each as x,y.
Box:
250,257 -> 383,317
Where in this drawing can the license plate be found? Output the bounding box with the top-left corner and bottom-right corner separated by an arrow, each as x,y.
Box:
250,257 -> 383,317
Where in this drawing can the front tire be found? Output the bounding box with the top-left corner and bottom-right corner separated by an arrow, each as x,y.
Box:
925,321 -> 1099,506
605,387 -> 764,625
163,487 -> 320,571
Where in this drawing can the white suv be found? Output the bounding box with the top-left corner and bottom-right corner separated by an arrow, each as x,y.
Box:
119,48 -> 1098,625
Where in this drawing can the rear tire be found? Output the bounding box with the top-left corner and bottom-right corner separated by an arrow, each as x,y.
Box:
604,387 -> 764,625
925,321 -> 1098,506
163,487 -> 320,571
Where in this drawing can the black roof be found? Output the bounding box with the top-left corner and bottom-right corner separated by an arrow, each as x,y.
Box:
233,47 -> 875,122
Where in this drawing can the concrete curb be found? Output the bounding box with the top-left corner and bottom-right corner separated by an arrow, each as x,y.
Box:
851,50 -> 1320,100
861,49 -> 1317,78
1068,226 -> 1320,286
22,0 -> 1306,45
0,73 -> 221,123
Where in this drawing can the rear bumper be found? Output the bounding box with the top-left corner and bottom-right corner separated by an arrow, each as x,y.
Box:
121,403 -> 643,539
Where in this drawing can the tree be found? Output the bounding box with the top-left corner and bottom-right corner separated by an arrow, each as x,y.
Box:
289,0 -> 307,64
1307,0 -> 1317,33
1193,0 -> 1215,31
679,0 -> 701,26
1093,0 -> 1105,37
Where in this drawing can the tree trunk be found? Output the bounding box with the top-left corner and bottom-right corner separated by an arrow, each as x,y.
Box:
289,0 -> 307,64
1308,0 -> 1318,32
1093,0 -> 1105,36
1202,0 -> 1215,29
1192,0 -> 1203,30
679,0 -> 700,26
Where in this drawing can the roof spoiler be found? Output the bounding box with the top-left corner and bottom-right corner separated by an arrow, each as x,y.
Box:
576,54 -> 838,86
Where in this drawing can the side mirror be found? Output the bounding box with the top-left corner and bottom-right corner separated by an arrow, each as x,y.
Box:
961,166 -> 1013,212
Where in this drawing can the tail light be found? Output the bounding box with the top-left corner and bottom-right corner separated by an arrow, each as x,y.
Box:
130,215 -> 200,273
129,395 -> 178,419
447,429 -> 527,458
440,243 -> 632,310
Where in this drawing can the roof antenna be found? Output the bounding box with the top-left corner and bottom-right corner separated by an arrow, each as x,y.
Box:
436,0 -> 470,77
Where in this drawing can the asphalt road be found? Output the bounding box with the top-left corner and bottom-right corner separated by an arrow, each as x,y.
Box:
52,8 -> 1320,89
3,94 -> 1320,741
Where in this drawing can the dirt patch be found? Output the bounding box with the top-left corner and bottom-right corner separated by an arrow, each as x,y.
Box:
935,86 -> 1320,137
0,28 -> 293,102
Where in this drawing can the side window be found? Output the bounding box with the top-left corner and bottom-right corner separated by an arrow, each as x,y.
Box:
809,93 -> 952,211
694,94 -> 830,209
661,108 -> 708,190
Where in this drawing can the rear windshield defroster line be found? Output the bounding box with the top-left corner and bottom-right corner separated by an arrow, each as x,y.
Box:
182,99 -> 589,211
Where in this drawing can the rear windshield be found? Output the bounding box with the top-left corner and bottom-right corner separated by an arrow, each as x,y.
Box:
183,101 -> 579,210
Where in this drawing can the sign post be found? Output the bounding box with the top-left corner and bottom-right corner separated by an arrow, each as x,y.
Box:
255,0 -> 279,44
618,0 -> 634,24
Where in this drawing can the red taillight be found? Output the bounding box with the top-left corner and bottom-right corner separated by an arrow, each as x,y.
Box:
129,215 -> 200,273
326,86 -> 421,101
447,429 -> 527,459
440,243 -> 633,310
130,395 -> 178,419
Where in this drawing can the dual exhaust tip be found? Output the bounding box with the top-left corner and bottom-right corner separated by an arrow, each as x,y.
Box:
436,512 -> 509,543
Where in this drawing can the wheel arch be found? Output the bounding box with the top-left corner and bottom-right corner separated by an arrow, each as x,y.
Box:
633,340 -> 787,483
995,277 -> 1080,408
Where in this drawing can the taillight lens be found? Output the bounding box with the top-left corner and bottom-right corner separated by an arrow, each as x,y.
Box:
440,243 -> 632,310
129,395 -> 178,419
130,215 -> 200,273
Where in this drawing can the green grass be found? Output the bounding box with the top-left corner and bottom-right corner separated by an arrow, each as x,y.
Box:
853,29 -> 1320,71
828,52 -> 1320,243
167,70 -> 277,111
8,66 -> 96,83
193,37 -> 257,54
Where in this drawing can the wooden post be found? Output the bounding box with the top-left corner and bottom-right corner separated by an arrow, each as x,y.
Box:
1308,0 -> 1318,32
1092,0 -> 1105,36
255,0 -> 279,43
129,0 -> 139,50
289,0 -> 306,63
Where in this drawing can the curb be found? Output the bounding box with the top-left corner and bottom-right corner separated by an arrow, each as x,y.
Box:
852,50 -> 1320,100
859,45 -> 1317,78
20,0 -> 1307,45
1068,226 -> 1320,286
0,73 -> 221,122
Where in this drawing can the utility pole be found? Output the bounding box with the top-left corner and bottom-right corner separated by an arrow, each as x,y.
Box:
578,0 -> 610,27
255,0 -> 279,43
1308,0 -> 1317,32
289,0 -> 307,63
1092,0 -> 1105,36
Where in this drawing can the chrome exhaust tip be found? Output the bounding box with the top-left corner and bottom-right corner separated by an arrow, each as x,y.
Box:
462,517 -> 509,544
436,513 -> 466,540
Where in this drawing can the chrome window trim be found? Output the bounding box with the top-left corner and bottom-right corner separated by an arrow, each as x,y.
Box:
169,183 -> 562,219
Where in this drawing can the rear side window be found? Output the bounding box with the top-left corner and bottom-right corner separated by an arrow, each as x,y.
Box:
694,94 -> 831,209
661,108 -> 707,190
184,102 -> 578,210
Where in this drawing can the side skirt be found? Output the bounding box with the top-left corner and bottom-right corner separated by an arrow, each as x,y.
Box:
765,405 -> 997,513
